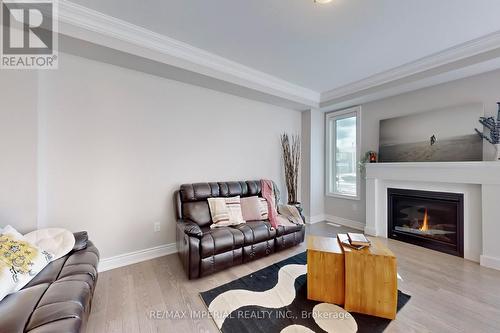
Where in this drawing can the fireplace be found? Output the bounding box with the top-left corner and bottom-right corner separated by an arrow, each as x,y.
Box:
388,188 -> 464,257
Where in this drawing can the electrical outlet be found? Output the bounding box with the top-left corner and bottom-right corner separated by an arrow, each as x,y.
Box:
154,222 -> 161,232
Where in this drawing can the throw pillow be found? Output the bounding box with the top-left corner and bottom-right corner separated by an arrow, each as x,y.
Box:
0,225 -> 53,302
208,196 -> 246,228
240,196 -> 263,221
24,228 -> 75,261
259,198 -> 269,220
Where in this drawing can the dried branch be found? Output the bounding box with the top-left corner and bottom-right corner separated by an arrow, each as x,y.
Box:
281,133 -> 301,204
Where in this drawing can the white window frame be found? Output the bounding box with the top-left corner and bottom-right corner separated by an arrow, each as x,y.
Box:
325,106 -> 361,200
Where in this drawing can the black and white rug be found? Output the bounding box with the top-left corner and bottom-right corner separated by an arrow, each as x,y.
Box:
200,252 -> 410,333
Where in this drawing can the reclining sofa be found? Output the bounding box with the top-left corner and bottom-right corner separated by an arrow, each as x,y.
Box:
175,180 -> 305,279
0,232 -> 99,333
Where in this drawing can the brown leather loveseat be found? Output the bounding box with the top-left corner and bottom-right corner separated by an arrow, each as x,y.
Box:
175,180 -> 305,279
0,232 -> 99,333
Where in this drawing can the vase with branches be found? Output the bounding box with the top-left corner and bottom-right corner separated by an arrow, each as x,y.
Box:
475,102 -> 500,161
280,133 -> 301,205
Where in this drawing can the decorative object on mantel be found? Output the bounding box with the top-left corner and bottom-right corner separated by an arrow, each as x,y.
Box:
475,102 -> 500,161
379,103 -> 483,162
359,150 -> 377,176
280,133 -> 301,205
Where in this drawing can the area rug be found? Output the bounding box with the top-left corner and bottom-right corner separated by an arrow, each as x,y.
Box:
200,252 -> 410,333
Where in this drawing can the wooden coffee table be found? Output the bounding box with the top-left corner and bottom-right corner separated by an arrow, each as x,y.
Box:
307,235 -> 398,319
341,237 -> 398,320
307,235 -> 345,305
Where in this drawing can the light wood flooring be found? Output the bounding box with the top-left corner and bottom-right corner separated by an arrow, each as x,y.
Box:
87,222 -> 500,333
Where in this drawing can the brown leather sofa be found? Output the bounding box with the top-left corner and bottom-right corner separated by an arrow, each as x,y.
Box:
175,180 -> 305,279
0,232 -> 99,333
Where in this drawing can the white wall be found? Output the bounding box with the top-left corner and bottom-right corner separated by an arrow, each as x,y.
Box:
1,53 -> 301,259
35,53 -> 301,258
300,111 -> 311,217
301,109 -> 324,221
310,110 -> 325,219
0,72 -> 38,233
325,68 -> 500,224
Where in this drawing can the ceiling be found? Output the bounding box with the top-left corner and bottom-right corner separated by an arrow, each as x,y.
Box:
68,0 -> 500,94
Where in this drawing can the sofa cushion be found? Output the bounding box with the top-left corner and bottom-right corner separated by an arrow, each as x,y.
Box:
23,257 -> 67,288
182,201 -> 212,227
200,227 -> 245,258
0,284 -> 48,333
218,181 -> 248,197
234,221 -> 276,245
26,279 -> 91,331
180,183 -> 220,202
178,181 -> 264,227
246,180 -> 261,196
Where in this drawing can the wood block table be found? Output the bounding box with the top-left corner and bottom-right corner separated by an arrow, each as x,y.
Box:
306,235 -> 345,305
341,237 -> 398,320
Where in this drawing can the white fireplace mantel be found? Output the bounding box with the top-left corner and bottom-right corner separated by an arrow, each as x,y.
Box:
365,162 -> 500,271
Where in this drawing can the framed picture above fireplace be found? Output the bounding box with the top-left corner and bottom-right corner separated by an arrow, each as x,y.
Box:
379,103 -> 484,162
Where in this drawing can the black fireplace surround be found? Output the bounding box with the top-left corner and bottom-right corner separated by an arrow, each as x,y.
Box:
388,188 -> 464,257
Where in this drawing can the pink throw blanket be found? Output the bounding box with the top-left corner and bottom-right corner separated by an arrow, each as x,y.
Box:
261,179 -> 279,228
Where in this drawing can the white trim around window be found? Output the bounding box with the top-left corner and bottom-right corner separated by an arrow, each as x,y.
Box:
325,106 -> 361,200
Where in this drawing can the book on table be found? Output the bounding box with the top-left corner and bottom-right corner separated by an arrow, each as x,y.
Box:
347,233 -> 371,246
337,234 -> 368,250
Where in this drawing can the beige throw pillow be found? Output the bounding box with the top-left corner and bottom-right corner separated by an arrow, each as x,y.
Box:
24,228 -> 75,261
240,196 -> 262,221
259,198 -> 269,220
208,196 -> 246,228
241,196 -> 270,221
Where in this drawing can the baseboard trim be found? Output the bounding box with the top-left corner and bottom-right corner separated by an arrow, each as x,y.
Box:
480,255 -> 500,271
364,226 -> 377,236
305,215 -> 326,224
98,242 -> 177,272
325,215 -> 365,231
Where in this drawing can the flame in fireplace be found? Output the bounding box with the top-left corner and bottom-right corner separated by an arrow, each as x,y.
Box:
420,209 -> 429,231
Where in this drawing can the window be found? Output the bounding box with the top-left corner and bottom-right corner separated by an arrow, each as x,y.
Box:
326,106 -> 361,200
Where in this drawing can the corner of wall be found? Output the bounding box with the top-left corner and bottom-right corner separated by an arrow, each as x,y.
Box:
301,108 -> 325,219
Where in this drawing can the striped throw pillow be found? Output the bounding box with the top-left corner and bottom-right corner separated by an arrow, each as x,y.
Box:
259,198 -> 269,220
208,196 -> 246,228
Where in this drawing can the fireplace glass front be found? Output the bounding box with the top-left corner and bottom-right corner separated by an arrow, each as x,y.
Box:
388,188 -> 464,257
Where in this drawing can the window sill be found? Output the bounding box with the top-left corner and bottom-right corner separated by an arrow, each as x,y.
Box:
326,193 -> 361,201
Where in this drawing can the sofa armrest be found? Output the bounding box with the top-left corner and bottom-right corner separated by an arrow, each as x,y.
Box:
73,231 -> 89,251
177,219 -> 203,238
176,220 -> 201,279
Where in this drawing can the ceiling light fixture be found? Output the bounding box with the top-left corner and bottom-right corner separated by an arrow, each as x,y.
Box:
314,0 -> 333,4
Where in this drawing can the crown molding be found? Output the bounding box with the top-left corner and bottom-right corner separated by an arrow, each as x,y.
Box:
321,30 -> 500,107
57,0 -> 320,108
56,1 -> 500,111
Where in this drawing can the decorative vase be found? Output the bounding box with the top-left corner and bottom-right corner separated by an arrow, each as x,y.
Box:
495,144 -> 500,161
